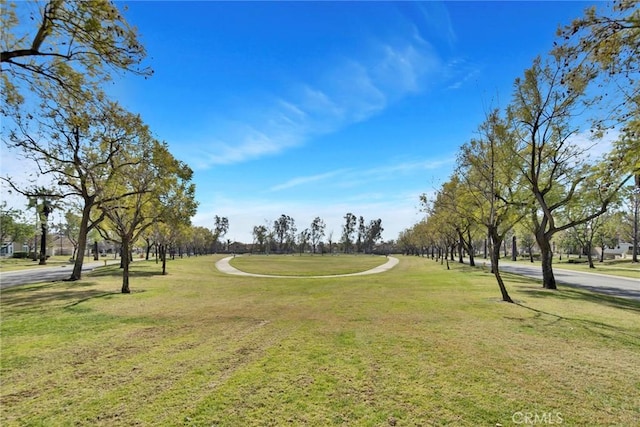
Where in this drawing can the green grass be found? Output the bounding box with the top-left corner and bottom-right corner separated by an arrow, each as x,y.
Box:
1,255 -> 639,426
229,254 -> 388,276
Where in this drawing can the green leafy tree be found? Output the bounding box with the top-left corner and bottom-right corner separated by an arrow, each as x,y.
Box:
356,216 -> 365,253
364,218 -> 384,254
456,109 -> 530,302
1,0 -> 150,110
212,215 -> 229,252
98,137 -> 197,293
3,80 -> 161,280
56,209 -> 81,259
0,202 -> 34,253
273,214 -> 295,253
509,56 -> 632,289
556,0 -> 639,261
252,224 -> 268,253
341,213 -> 357,254
190,226 -> 214,255
297,228 -> 310,255
309,217 -> 325,255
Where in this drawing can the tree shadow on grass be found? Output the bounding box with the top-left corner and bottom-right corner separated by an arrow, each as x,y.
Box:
1,280 -> 146,312
509,301 -> 640,347
517,285 -> 640,314
89,269 -> 163,279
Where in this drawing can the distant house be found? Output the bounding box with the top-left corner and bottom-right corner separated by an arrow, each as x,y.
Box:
1,241 -> 30,257
601,242 -> 636,259
1,242 -> 14,257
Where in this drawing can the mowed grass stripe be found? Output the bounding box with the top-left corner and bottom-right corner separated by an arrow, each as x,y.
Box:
1,255 -> 639,426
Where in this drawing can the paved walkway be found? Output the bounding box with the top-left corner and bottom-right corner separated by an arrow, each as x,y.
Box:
215,255 -> 399,278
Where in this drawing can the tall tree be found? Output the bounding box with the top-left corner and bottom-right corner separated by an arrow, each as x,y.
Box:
98,137 -> 196,293
456,109 -> 530,303
212,215 -> 229,252
356,216 -> 366,253
509,56 -> 631,289
297,228 -> 310,255
310,217 -> 325,255
56,209 -> 81,260
273,214 -> 295,253
3,81 -> 159,280
252,224 -> 268,253
0,202 -> 34,253
556,0 -> 640,261
364,218 -> 384,253
341,213 -> 357,254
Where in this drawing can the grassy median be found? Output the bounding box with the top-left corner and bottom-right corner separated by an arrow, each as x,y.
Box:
228,253 -> 388,276
1,255 -> 638,426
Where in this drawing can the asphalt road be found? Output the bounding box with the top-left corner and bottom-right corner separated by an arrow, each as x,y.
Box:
490,260 -> 640,300
0,259 -> 121,289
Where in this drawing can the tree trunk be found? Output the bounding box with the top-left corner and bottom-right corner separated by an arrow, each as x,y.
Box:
70,200 -> 94,280
93,240 -> 98,261
457,231 -> 464,264
633,176 -> 639,262
537,233 -> 557,289
161,244 -> 167,275
145,239 -> 151,260
467,229 -> 475,267
121,238 -> 131,293
511,235 -> 517,261
586,241 -> 595,269
38,221 -> 47,265
491,235 -> 513,303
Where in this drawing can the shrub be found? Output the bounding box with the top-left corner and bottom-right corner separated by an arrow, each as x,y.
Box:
12,252 -> 30,259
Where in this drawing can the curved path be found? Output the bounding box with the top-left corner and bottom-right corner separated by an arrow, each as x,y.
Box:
215,255 -> 399,278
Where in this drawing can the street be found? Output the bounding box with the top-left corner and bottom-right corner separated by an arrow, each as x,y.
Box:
490,260 -> 640,300
0,259 -> 121,289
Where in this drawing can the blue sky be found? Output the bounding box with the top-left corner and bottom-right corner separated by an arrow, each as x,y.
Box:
4,1 -> 598,243
110,0 -> 598,244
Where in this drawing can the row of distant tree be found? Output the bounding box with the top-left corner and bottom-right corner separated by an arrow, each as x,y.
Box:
399,2 -> 639,302
248,213 -> 384,255
398,207 -> 636,262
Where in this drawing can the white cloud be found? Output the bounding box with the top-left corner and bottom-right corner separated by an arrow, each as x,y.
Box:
269,169 -> 350,192
183,34 -> 444,169
567,128 -> 619,161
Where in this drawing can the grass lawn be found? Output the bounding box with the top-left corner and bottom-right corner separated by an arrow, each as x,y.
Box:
229,254 -> 389,276
1,255 -> 639,426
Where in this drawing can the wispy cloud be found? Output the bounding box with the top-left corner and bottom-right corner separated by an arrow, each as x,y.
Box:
185,34 -> 444,169
269,169 -> 350,192
268,157 -> 455,193
567,129 -> 619,161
